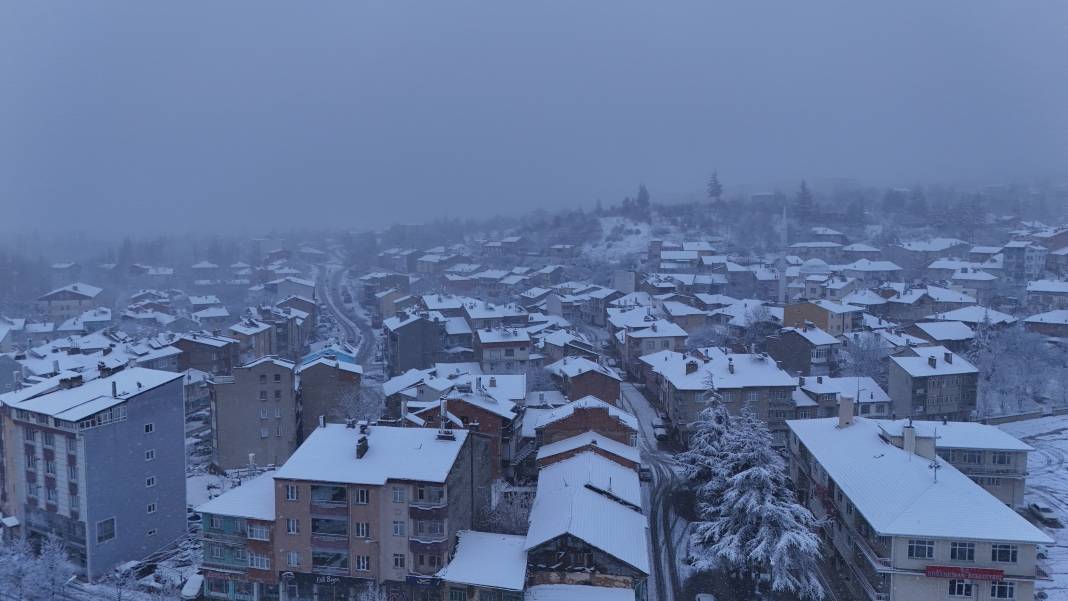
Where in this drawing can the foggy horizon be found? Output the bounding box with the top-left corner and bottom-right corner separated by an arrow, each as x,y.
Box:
4,1 -> 1068,236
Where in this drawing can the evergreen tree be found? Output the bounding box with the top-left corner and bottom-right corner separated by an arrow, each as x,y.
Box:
690,410 -> 824,600
0,537 -> 37,601
38,534 -> 78,601
678,400 -> 732,494
636,184 -> 651,209
707,172 -> 723,202
796,181 -> 814,222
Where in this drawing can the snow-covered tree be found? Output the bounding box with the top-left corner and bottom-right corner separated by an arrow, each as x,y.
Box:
37,534 -> 78,601
843,331 -> 886,385
690,410 -> 824,600
969,324 -> 1068,416
0,537 -> 37,601
678,400 -> 731,492
329,385 -> 384,423
482,489 -> 534,535
686,325 -> 728,351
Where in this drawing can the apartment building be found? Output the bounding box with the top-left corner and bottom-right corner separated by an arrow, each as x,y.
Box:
888,346 -> 978,421
766,326 -> 843,377
786,410 -> 1051,601
0,368 -> 186,578
794,375 -> 891,420
212,357 -> 299,470
783,300 -> 863,335
175,331 -> 242,375
197,473 -> 279,601
878,419 -> 1033,508
35,283 -> 103,322
270,423 -> 491,601
639,348 -> 796,444
383,311 -> 446,377
474,328 -> 530,375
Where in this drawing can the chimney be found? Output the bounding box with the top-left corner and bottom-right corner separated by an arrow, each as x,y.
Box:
928,356 -> 937,368
52,359 -> 60,374
728,357 -> 735,374
318,415 -> 326,429
111,381 -> 118,397
944,352 -> 952,364
685,360 -> 698,375
799,376 -> 805,386
817,376 -> 823,384
903,420 -> 917,457
356,435 -> 369,459
489,376 -> 496,388
838,395 -> 854,428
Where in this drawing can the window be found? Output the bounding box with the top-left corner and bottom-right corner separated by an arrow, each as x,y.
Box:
274,373 -> 281,383
43,432 -> 55,447
312,518 -> 348,537
260,427 -> 269,438
393,520 -> 407,536
285,484 -> 299,501
210,544 -> 224,559
991,544 -> 1018,563
948,579 -> 973,597
950,541 -> 975,561
67,464 -> 77,480
354,522 -> 370,538
990,581 -> 1015,599
210,515 -> 222,529
392,486 -> 407,503
259,374 -> 267,384
393,554 -> 406,569
286,518 -> 300,534
745,390 -> 761,402
25,426 -> 37,441
144,423 -> 154,434
46,487 -> 58,502
311,485 -> 347,506
260,407 -> 269,419
354,488 -> 369,504
249,552 -> 271,570
144,449 -> 155,461
287,551 -> 301,567
96,517 -> 116,543
354,555 -> 370,571
415,520 -> 444,537
428,555 -> 441,568
70,493 -> 80,507
259,390 -> 268,401
449,590 -> 467,601
991,451 -> 1012,466
274,390 -> 281,400
958,450 -> 982,464
248,523 -> 270,541
147,503 -> 157,514
907,539 -> 934,559
145,476 -> 156,488
45,460 -> 56,475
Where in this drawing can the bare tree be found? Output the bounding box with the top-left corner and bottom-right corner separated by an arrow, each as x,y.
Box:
328,384 -> 384,423
481,489 -> 534,535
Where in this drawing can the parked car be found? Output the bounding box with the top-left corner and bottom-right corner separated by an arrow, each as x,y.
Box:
652,422 -> 669,441
696,594 -> 718,601
638,466 -> 653,482
1029,503 -> 1063,527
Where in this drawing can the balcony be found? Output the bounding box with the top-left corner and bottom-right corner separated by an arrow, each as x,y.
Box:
312,565 -> 349,577
309,503 -> 349,517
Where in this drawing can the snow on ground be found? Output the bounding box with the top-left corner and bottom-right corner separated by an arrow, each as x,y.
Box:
998,414 -> 1068,597
583,216 -> 658,264
186,473 -> 232,507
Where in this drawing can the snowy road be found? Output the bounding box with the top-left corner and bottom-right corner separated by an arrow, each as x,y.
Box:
999,414 -> 1068,598
620,382 -> 688,601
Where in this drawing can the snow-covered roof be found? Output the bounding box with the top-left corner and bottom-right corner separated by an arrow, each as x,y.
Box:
525,459 -> 649,573
1027,279 -> 1068,294
538,451 -> 641,507
787,417 -> 1050,543
274,424 -> 468,485
1024,309 -> 1068,325
39,282 -> 102,300
889,346 -> 977,378
842,243 -> 880,253
810,299 -> 863,314
535,396 -> 638,432
526,585 -> 635,601
877,419 -> 1033,452
437,531 -> 527,591
536,431 -> 642,465
545,357 -> 620,381
3,368 -> 181,421
640,348 -> 795,392
900,238 -> 968,252
912,321 -> 974,342
799,376 -> 888,404
195,472 -> 276,520
782,326 -> 839,347
476,328 -> 531,344
843,259 -> 901,272
925,306 -> 1016,326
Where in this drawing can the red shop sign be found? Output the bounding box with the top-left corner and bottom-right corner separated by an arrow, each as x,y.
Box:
925,565 -> 1005,580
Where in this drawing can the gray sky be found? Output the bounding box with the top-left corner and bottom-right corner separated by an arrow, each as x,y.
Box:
3,1 -> 1067,235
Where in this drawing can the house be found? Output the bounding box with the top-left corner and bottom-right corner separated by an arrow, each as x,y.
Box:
614,320 -> 688,378
438,531 -> 527,601
877,419 -> 1032,507
1025,279 -> 1068,311
841,259 -> 903,285
786,412 -> 1050,601
535,431 -> 641,470
35,283 -> 103,322
229,318 -> 274,362
903,321 -> 975,352
0,368 -> 187,578
783,300 -> 863,336
1023,310 -> 1068,338
211,357 -> 299,470
524,452 -> 648,597
271,424 -> 492,601
795,375 -> 891,420
639,348 -> 796,443
196,473 -> 278,600
475,328 -> 531,374
766,326 -> 842,377
532,396 -> 638,449
887,346 -> 978,421
544,357 -> 622,405
1000,241 -> 1047,283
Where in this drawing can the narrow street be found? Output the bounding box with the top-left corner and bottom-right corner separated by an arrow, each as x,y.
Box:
619,382 -> 686,601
